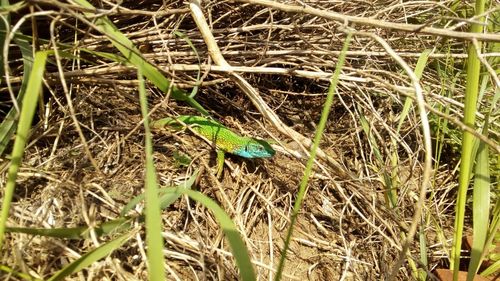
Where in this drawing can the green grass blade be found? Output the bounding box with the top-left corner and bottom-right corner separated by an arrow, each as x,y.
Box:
0,1 -> 25,13
125,187 -> 256,280
467,122 -> 491,280
120,170 -> 198,216
175,188 -> 256,281
467,129 -> 490,281
411,50 -> 432,281
5,217 -> 132,240
465,70 -> 495,279
0,35 -> 34,155
70,0 -> 208,116
173,31 -> 201,98
418,227 -> 428,280
0,50 -> 48,249
450,0 -> 486,279
138,69 -> 166,281
0,0 -> 8,79
80,49 -> 132,65
396,49 -> 431,133
432,68 -> 460,174
480,259 -> 500,277
274,31 -> 353,281
46,231 -> 134,281
491,86 -> 499,113
358,108 -> 396,207
386,49 -> 432,211
158,172 -> 197,210
480,187 -> 499,277
0,264 -> 42,281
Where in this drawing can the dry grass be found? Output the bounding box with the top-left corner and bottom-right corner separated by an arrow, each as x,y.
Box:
1,0 -> 498,280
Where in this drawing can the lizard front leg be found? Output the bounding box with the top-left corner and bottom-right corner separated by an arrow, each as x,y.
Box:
216,149 -> 225,178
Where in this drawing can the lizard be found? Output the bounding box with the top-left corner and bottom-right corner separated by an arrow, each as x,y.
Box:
150,115 -> 276,177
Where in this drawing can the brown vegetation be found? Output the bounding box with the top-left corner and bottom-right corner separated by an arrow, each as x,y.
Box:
2,0 -> 498,280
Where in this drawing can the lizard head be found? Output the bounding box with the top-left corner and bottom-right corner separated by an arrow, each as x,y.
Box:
233,138 -> 276,158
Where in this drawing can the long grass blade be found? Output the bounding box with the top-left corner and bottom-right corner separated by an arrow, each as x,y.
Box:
480,258 -> 500,277
358,109 -> 395,207
172,188 -> 256,281
138,69 -> 166,281
70,0 -> 208,115
467,122 -> 490,280
120,170 -> 198,217
0,50 -> 48,249
5,217 -> 132,240
450,0 -> 486,279
396,49 -> 431,133
274,31 -> 353,281
0,29 -> 34,155
46,231 -> 134,281
479,178 -> 499,277
412,50 -> 432,281
418,227 -> 428,280
0,264 -> 41,281
173,30 -> 201,98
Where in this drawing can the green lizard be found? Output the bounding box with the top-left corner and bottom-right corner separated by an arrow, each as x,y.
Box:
151,115 -> 275,177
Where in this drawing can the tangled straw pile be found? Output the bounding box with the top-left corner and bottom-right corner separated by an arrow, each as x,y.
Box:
1,0 -> 498,280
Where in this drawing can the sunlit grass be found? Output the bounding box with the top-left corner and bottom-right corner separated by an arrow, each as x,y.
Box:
274,30 -> 353,281
0,1 -> 498,280
450,1 -> 487,280
0,50 -> 49,249
71,0 -> 208,116
138,68 -> 166,280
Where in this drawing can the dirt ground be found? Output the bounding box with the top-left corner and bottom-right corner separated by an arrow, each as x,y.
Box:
1,0 -> 493,280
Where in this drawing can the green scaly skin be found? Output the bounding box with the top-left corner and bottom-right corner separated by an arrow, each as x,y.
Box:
151,115 -> 275,177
